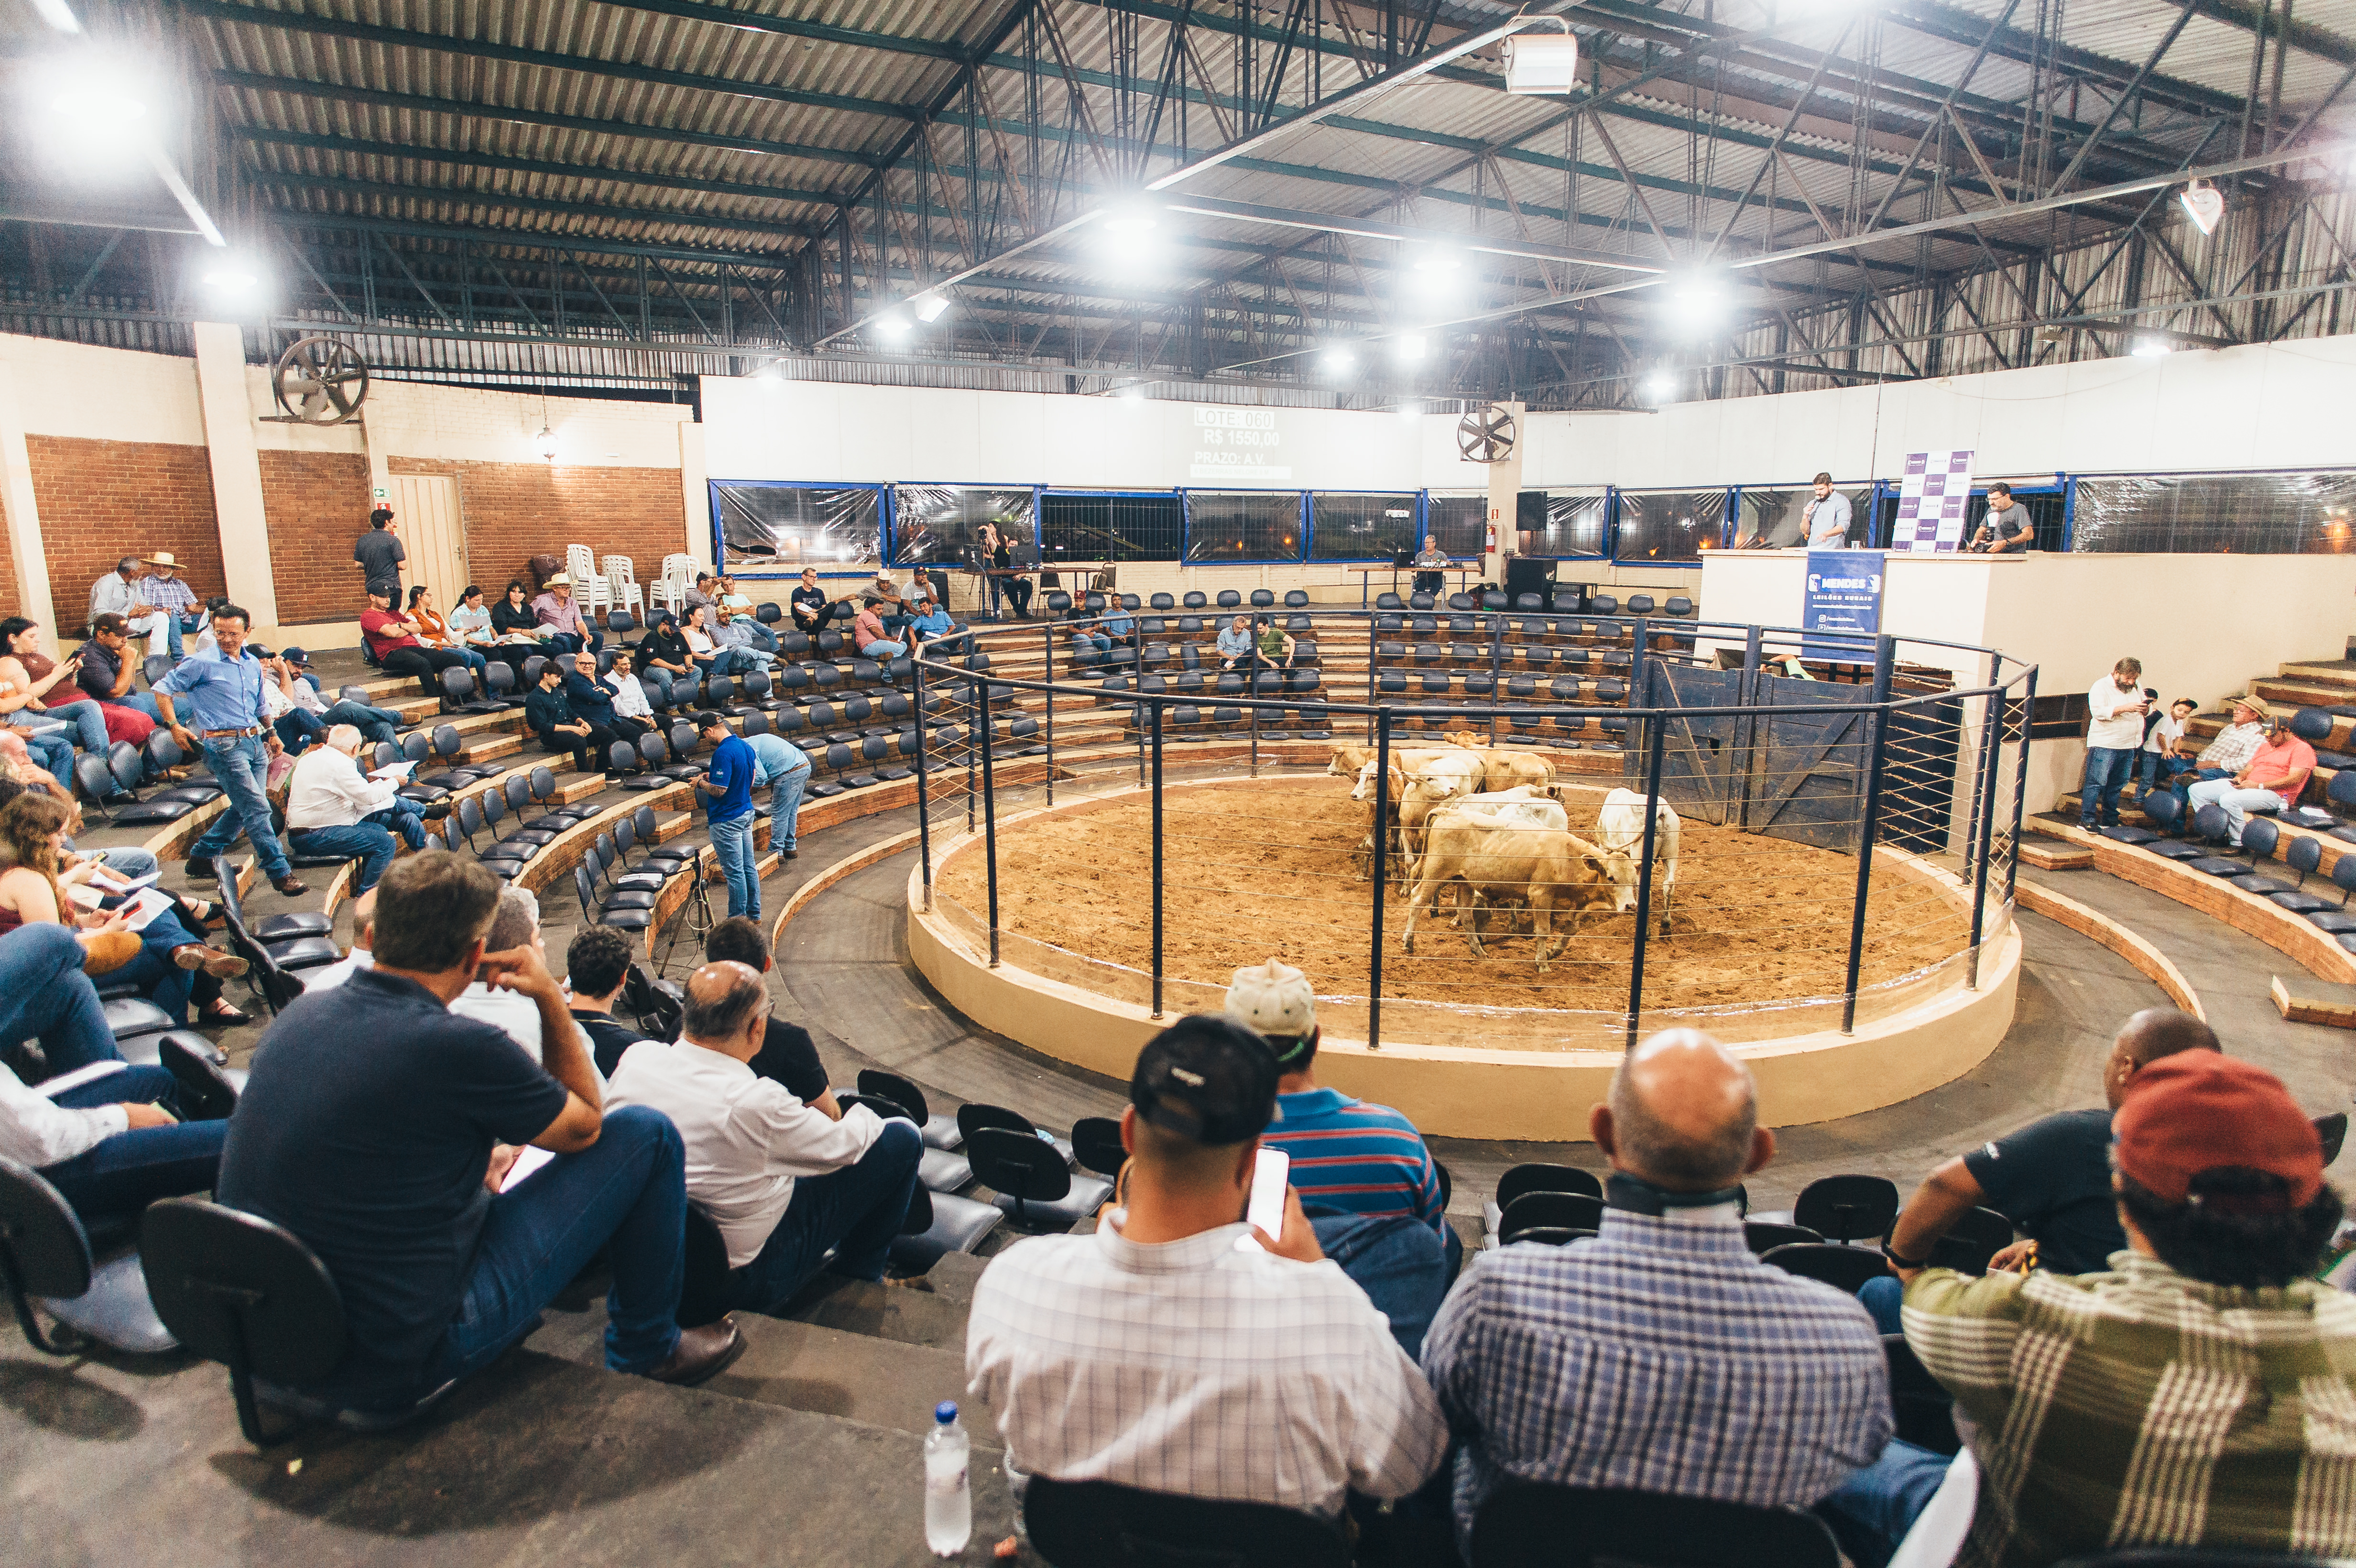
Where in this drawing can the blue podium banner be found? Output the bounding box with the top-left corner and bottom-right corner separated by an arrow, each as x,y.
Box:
1802,550 -> 1884,661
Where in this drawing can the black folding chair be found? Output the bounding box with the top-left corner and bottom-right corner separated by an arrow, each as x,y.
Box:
1026,1477 -> 1350,1568
1470,1483 -> 1840,1568
1792,1174 -> 1901,1243
1497,1190 -> 1606,1245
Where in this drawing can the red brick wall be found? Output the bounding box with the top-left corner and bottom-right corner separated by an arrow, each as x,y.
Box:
389,457 -> 683,606
260,449 -> 373,625
25,436 -> 223,632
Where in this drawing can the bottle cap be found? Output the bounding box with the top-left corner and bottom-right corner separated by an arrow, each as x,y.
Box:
935,1401 -> 958,1424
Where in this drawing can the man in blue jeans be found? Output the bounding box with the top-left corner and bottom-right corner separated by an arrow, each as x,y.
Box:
605,959 -> 923,1312
694,711 -> 761,919
746,729 -> 810,860
218,851 -> 742,1416
2080,657 -> 2149,831
283,725 -> 428,893
153,604 -> 306,895
0,924 -> 233,1232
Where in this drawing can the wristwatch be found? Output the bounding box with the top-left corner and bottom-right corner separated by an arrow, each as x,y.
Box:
1881,1241 -> 1929,1270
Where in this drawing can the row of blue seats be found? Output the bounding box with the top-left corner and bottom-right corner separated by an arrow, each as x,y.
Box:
2103,795 -> 2356,953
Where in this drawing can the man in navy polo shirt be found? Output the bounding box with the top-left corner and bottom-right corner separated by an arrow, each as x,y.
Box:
218,852 -> 743,1413
694,711 -> 761,920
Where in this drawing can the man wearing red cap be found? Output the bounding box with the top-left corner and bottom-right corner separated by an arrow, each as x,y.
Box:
1820,1053 -> 2356,1568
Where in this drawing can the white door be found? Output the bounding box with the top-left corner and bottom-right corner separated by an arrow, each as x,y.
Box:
389,474 -> 468,617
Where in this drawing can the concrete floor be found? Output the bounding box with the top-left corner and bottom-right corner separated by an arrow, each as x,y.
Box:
15,720 -> 2356,1564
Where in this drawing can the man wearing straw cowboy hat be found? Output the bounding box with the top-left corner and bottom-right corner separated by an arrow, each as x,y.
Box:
87,551 -> 202,661
2169,692 -> 2271,806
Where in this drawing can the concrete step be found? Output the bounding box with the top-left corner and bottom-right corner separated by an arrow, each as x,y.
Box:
527,1298 -> 996,1441
2281,663 -> 2356,692
780,1270 -> 975,1350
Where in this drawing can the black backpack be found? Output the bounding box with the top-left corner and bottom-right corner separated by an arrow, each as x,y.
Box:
620,963 -> 683,1042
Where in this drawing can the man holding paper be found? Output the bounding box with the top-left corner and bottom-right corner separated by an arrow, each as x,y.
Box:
0,923 -> 234,1234
284,724 -> 429,892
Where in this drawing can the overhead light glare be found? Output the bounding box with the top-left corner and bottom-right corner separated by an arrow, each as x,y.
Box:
1396,333 -> 1428,363
1099,204 -> 1159,234
874,312 -> 912,338
2131,336 -> 2172,358
1642,371 -> 1677,401
1117,384 -> 1147,403
1503,32 -> 1580,96
1411,247 -> 1461,273
536,425 -> 557,462
911,292 -> 949,323
29,0 -> 81,32
1397,399 -> 1423,421
201,267 -> 257,293
2179,178 -> 2224,236
1322,347 -> 1357,377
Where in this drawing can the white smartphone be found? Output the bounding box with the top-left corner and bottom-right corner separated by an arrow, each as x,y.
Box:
1240,1147 -> 1290,1248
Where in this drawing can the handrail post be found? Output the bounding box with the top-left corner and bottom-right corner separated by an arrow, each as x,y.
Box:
977,672 -> 1001,969
1043,621 -> 1056,808
1841,681 -> 1897,1034
1369,709 -> 1390,1052
913,650 -> 933,911
963,659 -> 978,835
1625,708 -> 1668,1050
1966,684 -> 2005,988
1150,698 -> 1165,1018
1488,609 -> 1503,746
2007,669 -> 2037,905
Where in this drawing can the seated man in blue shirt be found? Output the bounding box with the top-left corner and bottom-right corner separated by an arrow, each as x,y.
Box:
1227,959 -> 1456,1358
217,851 -> 743,1415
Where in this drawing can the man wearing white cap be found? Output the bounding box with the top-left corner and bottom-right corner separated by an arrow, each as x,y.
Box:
1226,959 -> 1457,1357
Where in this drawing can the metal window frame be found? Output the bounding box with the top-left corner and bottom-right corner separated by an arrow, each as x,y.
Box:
1038,488 -> 1187,565
1178,488 -> 1310,566
1305,488 -> 1423,563
885,482 -> 1044,567
707,479 -> 890,575
1608,486 -> 1730,566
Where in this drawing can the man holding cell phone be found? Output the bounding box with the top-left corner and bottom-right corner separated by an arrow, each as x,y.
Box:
964,1015 -> 1447,1521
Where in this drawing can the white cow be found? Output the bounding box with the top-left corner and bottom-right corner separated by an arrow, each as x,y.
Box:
1591,787 -> 1683,937
1355,752 -> 1487,878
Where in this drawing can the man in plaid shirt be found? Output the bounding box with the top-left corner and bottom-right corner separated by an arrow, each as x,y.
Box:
1823,1052 -> 2356,1567
965,1016 -> 1446,1522
1422,1029 -> 1890,1554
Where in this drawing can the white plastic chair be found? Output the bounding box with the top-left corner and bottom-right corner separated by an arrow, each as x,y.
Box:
602,555 -> 644,618
654,553 -> 696,617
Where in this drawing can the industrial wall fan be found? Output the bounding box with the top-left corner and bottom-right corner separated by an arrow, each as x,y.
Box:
1456,403 -> 1516,464
269,335 -> 371,425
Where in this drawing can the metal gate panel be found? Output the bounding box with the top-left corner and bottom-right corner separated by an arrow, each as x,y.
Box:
1631,662 -> 1750,826
1747,674 -> 1874,849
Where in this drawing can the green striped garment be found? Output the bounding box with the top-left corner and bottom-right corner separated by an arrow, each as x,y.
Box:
1903,1252 -> 2356,1568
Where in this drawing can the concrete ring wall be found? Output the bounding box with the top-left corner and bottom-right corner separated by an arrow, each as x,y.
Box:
905,777 -> 2022,1140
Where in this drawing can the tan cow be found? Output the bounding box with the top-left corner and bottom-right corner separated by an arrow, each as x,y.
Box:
1439,731 -> 1558,793
1399,813 -> 1618,972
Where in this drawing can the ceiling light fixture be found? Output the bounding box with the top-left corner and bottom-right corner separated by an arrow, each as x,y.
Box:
2178,178 -> 2224,236
874,312 -> 912,338
536,425 -> 557,462
911,292 -> 949,323
2131,336 -> 2172,358
201,266 -> 258,294
1117,384 -> 1147,403
1396,333 -> 1429,362
1322,347 -> 1358,377
1397,399 -> 1424,421
1643,370 -> 1677,401
1502,31 -> 1580,96
30,0 -> 80,33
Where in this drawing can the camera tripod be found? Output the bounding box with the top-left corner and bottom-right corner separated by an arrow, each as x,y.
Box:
657,850 -> 717,974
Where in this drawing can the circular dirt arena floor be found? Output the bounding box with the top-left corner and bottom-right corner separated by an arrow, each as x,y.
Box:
935,776 -> 1973,1045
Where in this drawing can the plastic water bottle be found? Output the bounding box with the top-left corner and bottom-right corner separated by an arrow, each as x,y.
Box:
924,1400 -> 972,1557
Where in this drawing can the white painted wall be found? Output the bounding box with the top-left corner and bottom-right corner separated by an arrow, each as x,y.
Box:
700,377 -> 1423,491
8,334 -> 207,446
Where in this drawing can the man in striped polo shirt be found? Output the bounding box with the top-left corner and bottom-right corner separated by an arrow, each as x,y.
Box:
1227,960 -> 1458,1356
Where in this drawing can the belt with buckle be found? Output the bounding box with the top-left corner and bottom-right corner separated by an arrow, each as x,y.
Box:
199,726 -> 265,739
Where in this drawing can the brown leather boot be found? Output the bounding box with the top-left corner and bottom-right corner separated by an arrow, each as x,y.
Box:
643,1317 -> 746,1386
